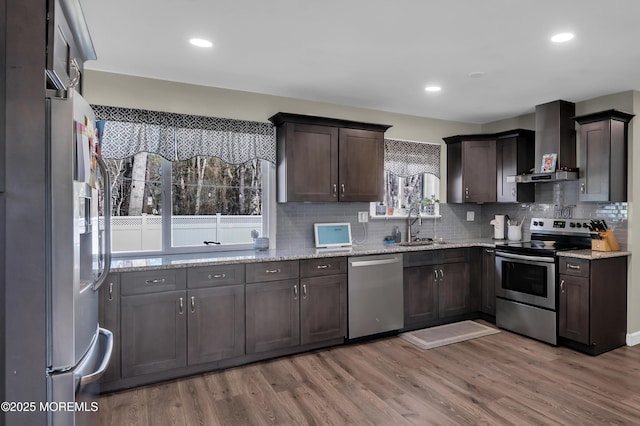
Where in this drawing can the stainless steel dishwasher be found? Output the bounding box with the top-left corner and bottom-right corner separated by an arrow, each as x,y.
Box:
348,253 -> 403,339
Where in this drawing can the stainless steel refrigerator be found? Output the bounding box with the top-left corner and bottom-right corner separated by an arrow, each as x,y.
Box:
45,89 -> 113,426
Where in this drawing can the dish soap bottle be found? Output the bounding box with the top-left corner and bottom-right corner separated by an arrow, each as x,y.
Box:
392,226 -> 402,243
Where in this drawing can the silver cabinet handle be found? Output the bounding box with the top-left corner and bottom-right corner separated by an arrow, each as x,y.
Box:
434,270 -> 438,280
580,183 -> 585,193
439,269 -> 444,279
293,284 -> 298,300
145,278 -> 166,284
190,296 -> 195,313
265,269 -> 281,274
567,264 -> 581,270
108,282 -> 113,301
485,249 -> 495,254
302,284 -> 308,299
68,58 -> 81,88
179,297 -> 184,315
560,279 -> 565,293
332,184 -> 337,195
207,273 -> 226,279
316,264 -> 330,269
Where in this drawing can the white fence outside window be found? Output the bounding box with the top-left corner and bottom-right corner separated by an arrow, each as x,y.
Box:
109,215 -> 263,252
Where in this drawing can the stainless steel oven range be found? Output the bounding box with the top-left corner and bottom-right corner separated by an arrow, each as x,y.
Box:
495,218 -> 592,344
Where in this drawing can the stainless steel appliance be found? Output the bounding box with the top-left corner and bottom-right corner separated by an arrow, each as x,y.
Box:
348,254 -> 403,339
495,218 -> 592,344
46,89 -> 113,425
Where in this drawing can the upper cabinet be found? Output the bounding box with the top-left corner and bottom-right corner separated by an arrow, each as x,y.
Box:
445,129 -> 535,204
46,0 -> 97,93
269,113 -> 391,203
575,110 -> 634,202
444,135 -> 497,203
495,129 -> 535,203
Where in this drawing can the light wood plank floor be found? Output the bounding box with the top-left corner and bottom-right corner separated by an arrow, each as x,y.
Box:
98,323 -> 640,425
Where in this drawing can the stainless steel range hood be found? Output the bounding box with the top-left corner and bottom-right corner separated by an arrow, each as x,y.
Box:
515,100 -> 578,183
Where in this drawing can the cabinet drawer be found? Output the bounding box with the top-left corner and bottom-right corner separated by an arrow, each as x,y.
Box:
246,261 -> 299,283
121,269 -> 187,295
559,258 -> 590,277
188,264 -> 245,288
403,250 -> 439,267
441,248 -> 469,263
300,257 -> 347,278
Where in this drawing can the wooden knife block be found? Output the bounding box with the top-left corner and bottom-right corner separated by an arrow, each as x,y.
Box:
592,229 -> 620,252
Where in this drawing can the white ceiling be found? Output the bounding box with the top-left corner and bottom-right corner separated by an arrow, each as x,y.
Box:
79,0 -> 640,124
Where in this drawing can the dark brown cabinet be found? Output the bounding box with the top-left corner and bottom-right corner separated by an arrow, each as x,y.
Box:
403,249 -> 478,329
444,136 -> 497,203
480,248 -> 496,316
496,130 -> 535,203
558,256 -> 628,355
299,257 -> 347,344
245,261 -> 300,354
119,265 -> 246,378
186,264 -> 245,364
246,258 -> 347,354
575,110 -> 634,202
269,113 -> 390,202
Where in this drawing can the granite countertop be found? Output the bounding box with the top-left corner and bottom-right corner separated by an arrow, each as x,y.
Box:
109,238 -> 630,272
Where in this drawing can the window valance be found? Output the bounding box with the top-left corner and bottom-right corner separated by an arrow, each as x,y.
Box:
384,138 -> 441,178
92,105 -> 276,164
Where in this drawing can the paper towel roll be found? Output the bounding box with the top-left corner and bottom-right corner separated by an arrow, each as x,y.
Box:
490,215 -> 506,239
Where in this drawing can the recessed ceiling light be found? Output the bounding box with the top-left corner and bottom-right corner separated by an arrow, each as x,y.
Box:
468,71 -> 486,78
189,38 -> 213,48
425,86 -> 442,92
551,32 -> 574,43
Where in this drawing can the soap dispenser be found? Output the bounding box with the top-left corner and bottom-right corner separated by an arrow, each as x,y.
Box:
393,226 -> 402,243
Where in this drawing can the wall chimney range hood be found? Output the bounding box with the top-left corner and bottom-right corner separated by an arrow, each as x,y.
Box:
515,100 -> 578,183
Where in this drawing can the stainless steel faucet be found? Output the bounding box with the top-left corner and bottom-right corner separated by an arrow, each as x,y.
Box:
407,206 -> 422,242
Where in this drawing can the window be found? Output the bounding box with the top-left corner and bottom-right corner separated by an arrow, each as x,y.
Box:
93,104 -> 276,255
106,156 -> 271,254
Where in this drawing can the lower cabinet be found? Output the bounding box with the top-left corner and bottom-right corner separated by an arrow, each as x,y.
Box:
403,249 -> 478,328
245,258 -> 347,354
119,265 -> 245,378
558,256 -> 627,355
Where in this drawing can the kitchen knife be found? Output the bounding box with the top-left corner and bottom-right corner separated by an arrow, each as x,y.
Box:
601,219 -> 608,230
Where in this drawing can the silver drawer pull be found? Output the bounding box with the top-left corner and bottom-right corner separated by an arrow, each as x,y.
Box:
145,278 -> 166,284
560,279 -> 565,293
179,297 -> 184,315
567,264 -> 581,270
265,269 -> 281,274
190,296 -> 196,313
293,284 -> 298,300
302,284 -> 308,298
316,264 -> 331,269
208,273 -> 226,279
108,282 -> 113,301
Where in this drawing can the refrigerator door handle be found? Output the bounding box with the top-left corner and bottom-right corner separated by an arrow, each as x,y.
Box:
78,327 -> 113,387
93,155 -> 112,292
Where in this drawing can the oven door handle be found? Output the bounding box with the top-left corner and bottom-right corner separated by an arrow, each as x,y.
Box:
495,251 -> 555,264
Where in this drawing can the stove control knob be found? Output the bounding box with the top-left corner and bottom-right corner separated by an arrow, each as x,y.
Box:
532,221 -> 538,226
538,221 -> 544,226
583,222 -> 589,229
569,222 -> 576,228
576,223 -> 582,228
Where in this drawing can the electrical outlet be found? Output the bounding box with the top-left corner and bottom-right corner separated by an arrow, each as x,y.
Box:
467,211 -> 475,221
358,211 -> 369,223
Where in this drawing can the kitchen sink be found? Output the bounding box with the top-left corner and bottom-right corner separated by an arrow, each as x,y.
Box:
396,240 -> 434,247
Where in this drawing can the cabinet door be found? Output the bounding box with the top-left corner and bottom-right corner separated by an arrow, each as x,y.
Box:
121,291 -> 187,377
300,274 -> 347,345
187,285 -> 245,365
558,274 -> 590,344
462,140 -> 496,203
338,128 -> 384,202
98,273 -> 120,383
403,266 -> 438,326
281,123 -> 338,202
246,279 -> 300,354
438,262 -> 472,318
579,120 -> 611,202
480,249 -> 496,316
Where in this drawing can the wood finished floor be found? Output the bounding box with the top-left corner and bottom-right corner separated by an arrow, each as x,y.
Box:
98,323 -> 640,425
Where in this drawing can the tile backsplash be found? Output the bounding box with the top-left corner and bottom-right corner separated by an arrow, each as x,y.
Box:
276,180 -> 628,250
